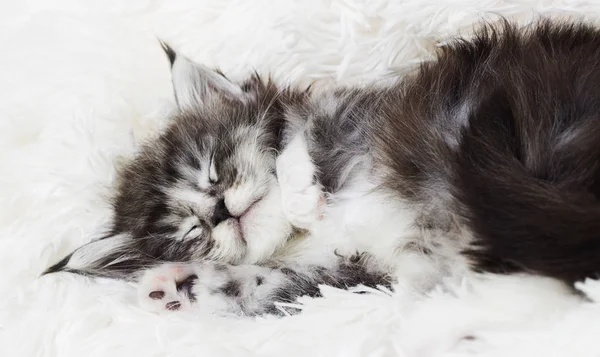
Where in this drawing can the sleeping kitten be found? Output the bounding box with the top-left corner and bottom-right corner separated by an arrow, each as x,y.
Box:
46,19 -> 600,315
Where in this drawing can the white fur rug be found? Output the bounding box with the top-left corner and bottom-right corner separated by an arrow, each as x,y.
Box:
3,1 -> 600,356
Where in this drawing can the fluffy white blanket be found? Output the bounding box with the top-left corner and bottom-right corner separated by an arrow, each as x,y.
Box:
2,1 -> 600,356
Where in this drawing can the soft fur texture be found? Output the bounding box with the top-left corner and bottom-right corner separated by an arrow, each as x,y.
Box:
45,18 -> 600,317
4,1 -> 600,356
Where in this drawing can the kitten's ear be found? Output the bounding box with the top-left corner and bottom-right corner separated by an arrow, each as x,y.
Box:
42,233 -> 144,281
159,41 -> 244,110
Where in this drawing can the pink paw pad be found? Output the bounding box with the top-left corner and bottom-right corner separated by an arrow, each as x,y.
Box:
138,264 -> 196,313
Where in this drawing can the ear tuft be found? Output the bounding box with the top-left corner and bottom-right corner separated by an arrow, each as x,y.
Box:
158,39 -> 176,68
41,234 -> 145,281
159,42 -> 245,110
42,253 -> 74,276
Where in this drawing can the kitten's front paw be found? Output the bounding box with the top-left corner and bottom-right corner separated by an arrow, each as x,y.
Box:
276,134 -> 325,230
137,263 -> 198,313
137,262 -> 248,314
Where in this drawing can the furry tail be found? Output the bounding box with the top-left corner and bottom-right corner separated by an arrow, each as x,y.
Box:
458,85 -> 600,285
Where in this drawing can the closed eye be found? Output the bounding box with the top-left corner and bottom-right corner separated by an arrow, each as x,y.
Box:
183,225 -> 203,240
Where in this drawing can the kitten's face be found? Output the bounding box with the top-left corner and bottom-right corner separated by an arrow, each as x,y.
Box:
113,82 -> 293,264
46,45 -> 306,279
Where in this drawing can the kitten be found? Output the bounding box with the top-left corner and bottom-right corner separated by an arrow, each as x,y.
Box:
46,19 -> 600,316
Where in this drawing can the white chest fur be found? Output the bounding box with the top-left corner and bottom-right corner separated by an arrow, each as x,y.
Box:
315,173 -> 419,262
275,132 -> 470,288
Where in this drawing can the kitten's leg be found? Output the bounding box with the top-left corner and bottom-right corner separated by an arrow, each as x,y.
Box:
276,133 -> 325,230
137,254 -> 392,316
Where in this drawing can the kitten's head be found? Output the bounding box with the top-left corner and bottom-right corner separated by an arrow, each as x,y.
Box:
45,43 -> 306,279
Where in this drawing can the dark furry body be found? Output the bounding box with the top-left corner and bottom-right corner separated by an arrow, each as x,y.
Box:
416,20 -> 600,284
47,20 -> 600,314
305,20 -> 600,285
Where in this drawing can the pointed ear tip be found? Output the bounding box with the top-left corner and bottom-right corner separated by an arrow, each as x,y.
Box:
40,264 -> 60,277
157,39 -> 177,67
41,254 -> 72,276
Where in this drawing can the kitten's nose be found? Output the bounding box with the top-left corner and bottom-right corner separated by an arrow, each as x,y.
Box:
212,198 -> 233,226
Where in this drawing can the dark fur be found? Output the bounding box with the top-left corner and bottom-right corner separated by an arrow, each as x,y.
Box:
266,255 -> 392,314
301,19 -> 600,285
390,20 -> 600,284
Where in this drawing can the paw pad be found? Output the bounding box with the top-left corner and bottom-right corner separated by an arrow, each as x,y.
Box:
149,291 -> 165,300
138,263 -> 197,313
165,301 -> 181,311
